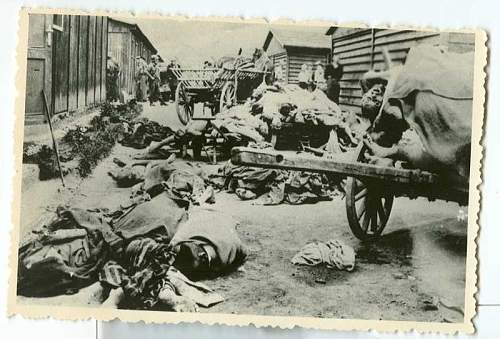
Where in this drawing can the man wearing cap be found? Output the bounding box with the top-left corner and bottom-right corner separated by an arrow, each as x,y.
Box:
147,55 -> 161,106
135,56 -> 148,102
166,59 -> 179,102
106,53 -> 120,102
324,55 -> 343,103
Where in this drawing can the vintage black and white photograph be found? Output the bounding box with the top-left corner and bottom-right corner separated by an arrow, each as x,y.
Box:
9,8 -> 485,333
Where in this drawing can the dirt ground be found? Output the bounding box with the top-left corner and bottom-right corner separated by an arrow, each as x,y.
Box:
17,103 -> 468,323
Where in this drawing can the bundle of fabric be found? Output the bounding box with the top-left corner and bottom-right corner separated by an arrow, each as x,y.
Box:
108,155 -> 214,206
382,45 -> 474,178
212,103 -> 270,143
211,159 -> 343,205
291,239 -> 356,271
111,192 -> 187,248
253,84 -> 344,124
17,208 -> 120,297
142,159 -> 213,206
171,208 -> 248,280
120,118 -> 175,149
100,207 -> 246,310
100,239 -> 224,311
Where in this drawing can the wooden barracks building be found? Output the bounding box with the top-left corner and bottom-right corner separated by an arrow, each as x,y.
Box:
24,14 -> 158,124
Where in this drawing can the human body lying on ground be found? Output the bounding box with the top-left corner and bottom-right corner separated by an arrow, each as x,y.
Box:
102,205 -> 247,309
17,190 -> 247,311
361,46 -> 473,186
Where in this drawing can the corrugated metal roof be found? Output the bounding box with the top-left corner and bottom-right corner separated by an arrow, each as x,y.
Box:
264,26 -> 331,50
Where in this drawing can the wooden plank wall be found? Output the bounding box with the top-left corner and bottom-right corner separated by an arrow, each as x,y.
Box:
77,16 -> 89,109
52,14 -> 108,115
331,29 -> 474,113
271,52 -> 288,83
286,48 -> 329,84
108,20 -> 158,97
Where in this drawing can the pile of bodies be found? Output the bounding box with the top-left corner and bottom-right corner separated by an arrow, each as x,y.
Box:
208,142 -> 344,205
18,158 -> 246,311
208,83 -> 365,204
212,83 -> 362,150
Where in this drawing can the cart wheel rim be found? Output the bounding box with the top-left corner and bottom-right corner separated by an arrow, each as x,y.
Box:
345,145 -> 394,240
219,82 -> 235,113
350,178 -> 393,236
176,84 -> 193,125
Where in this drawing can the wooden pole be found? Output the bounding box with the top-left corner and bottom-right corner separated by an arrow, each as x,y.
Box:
42,90 -> 66,187
381,47 -> 393,70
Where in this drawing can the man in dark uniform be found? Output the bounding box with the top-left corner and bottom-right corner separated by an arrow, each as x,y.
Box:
106,54 -> 120,102
147,55 -> 161,106
166,59 -> 179,102
324,55 -> 343,104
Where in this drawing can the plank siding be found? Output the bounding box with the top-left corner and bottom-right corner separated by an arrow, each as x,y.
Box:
107,19 -> 158,98
86,16 -> 96,105
68,15 -> 79,111
332,29 -> 474,113
95,17 -> 102,103
26,14 -> 110,123
77,16 -> 89,109
53,15 -> 70,114
101,17 -> 108,101
287,51 -> 329,84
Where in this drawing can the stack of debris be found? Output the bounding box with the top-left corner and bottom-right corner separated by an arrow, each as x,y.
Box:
209,143 -> 344,205
212,83 -> 362,152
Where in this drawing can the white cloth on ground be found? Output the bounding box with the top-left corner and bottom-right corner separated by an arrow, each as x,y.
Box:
291,239 -> 355,271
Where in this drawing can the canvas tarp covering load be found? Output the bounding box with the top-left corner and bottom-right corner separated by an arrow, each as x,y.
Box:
383,46 -> 474,177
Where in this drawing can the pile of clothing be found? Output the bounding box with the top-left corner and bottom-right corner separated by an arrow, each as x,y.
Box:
254,83 -> 345,126
17,193 -> 247,311
212,103 -> 270,143
120,118 -> 175,149
213,83 -> 361,151
292,239 -> 356,271
210,152 -> 343,205
109,156 -> 215,207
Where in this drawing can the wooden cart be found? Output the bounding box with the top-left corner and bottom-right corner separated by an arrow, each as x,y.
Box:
231,146 -> 469,241
171,67 -> 269,125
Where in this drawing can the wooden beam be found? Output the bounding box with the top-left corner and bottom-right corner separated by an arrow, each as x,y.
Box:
231,147 -> 437,185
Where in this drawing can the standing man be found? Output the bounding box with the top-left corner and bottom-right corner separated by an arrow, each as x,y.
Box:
324,55 -> 343,104
313,61 -> 326,92
166,59 -> 179,102
135,56 -> 148,102
106,53 -> 120,103
148,55 -> 161,106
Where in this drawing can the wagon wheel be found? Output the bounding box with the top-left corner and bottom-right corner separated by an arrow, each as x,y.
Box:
345,145 -> 394,240
219,81 -> 235,113
175,83 -> 193,125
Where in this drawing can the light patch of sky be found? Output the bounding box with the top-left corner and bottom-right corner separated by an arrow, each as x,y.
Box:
127,18 -> 271,67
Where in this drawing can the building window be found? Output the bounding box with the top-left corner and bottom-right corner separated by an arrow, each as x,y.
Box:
52,14 -> 64,32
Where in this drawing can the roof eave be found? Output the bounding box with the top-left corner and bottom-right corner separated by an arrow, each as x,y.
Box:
326,26 -> 337,35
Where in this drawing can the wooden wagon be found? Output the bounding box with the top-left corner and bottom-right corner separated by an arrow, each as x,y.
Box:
171,67 -> 269,125
231,145 -> 468,241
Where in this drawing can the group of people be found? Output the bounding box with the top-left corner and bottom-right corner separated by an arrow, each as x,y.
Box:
107,53 -> 181,106
135,55 -> 180,106
298,55 -> 343,104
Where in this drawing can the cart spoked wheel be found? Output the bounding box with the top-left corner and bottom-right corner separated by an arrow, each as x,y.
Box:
219,81 -> 235,113
176,84 -> 193,125
345,145 -> 394,240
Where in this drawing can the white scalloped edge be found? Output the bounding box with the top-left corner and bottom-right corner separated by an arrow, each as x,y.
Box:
7,7 -> 488,335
